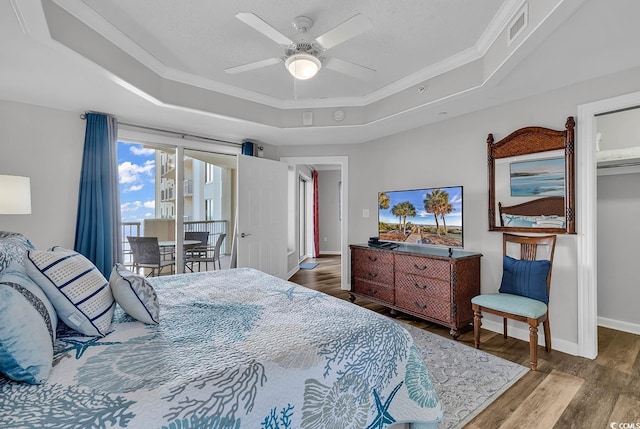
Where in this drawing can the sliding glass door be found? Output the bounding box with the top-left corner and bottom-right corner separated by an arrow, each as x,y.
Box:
117,140 -> 235,274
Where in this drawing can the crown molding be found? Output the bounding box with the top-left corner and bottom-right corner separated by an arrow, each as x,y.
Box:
48,0 -> 529,111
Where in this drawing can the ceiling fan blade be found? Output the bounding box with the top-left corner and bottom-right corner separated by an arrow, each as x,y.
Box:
324,57 -> 376,81
236,12 -> 294,47
225,57 -> 282,74
314,14 -> 373,51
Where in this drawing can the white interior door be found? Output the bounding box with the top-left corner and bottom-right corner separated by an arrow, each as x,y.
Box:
236,155 -> 288,278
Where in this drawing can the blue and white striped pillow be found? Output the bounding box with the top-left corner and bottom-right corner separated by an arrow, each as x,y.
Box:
24,247 -> 115,337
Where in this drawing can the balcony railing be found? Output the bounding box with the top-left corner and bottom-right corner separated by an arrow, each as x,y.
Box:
121,219 -> 228,268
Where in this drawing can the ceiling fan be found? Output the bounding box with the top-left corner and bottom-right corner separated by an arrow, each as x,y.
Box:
225,12 -> 375,81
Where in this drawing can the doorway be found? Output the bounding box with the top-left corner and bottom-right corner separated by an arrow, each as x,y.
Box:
281,156 -> 349,290
577,89 -> 640,358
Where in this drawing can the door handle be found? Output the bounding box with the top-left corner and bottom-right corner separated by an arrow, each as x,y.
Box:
240,232 -> 251,238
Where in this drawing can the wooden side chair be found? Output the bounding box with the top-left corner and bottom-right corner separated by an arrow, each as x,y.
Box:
471,233 -> 557,370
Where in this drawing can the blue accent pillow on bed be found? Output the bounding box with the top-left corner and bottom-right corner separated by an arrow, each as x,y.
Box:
499,255 -> 551,304
109,264 -> 160,324
24,247 -> 115,337
0,262 -> 57,384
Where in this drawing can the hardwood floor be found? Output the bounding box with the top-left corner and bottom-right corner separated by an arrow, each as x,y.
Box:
289,255 -> 640,429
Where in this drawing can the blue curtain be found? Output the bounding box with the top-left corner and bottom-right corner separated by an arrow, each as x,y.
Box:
74,113 -> 121,276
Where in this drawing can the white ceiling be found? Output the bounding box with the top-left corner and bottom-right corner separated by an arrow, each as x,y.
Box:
1,0 -> 639,146
77,0 -> 505,101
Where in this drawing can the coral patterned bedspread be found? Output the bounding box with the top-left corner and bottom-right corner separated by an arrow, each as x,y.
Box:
0,268 -> 442,428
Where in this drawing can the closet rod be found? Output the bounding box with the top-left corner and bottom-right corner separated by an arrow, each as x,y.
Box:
80,112 -> 242,147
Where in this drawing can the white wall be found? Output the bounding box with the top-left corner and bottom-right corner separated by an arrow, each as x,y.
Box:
597,172 -> 640,328
318,170 -> 342,254
0,100 -> 84,249
276,65 -> 640,354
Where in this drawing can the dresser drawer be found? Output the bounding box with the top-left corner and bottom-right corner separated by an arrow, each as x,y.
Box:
395,255 -> 450,280
395,272 -> 451,301
353,279 -> 394,303
352,250 -> 394,285
395,290 -> 452,323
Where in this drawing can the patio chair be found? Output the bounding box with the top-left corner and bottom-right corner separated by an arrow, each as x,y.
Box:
185,233 -> 226,272
127,236 -> 175,277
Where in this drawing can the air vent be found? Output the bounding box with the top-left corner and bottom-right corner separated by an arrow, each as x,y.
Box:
508,4 -> 528,46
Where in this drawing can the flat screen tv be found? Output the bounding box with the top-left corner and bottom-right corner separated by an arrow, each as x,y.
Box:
378,185 -> 463,248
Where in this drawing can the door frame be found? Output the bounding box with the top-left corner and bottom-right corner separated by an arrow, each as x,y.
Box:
577,89 -> 640,359
297,170 -> 313,262
281,156 -> 349,290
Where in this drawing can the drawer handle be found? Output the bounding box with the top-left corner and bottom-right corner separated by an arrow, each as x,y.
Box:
413,264 -> 428,271
367,288 -> 378,295
368,256 -> 378,262
368,272 -> 378,279
414,282 -> 427,290
415,302 -> 427,310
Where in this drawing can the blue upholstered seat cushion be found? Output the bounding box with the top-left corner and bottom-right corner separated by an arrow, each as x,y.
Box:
471,293 -> 548,319
24,247 -> 115,337
0,263 -> 57,384
0,232 -> 35,274
499,255 -> 551,304
109,263 -> 160,325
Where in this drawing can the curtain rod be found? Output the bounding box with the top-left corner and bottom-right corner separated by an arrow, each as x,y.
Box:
80,112 -> 242,147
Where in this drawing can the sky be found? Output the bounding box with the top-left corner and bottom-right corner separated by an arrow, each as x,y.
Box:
378,186 -> 463,226
118,142 -> 156,223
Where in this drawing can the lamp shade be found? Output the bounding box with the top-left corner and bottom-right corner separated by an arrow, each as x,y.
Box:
0,175 -> 32,214
285,54 -> 321,80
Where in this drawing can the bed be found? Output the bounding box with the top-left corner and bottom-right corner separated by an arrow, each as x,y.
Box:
498,196 -> 566,228
0,235 -> 443,429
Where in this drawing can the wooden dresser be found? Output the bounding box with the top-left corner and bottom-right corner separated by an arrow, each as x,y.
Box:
350,244 -> 482,339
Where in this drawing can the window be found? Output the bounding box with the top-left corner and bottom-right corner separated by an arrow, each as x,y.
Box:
205,163 -> 215,184
205,199 -> 215,221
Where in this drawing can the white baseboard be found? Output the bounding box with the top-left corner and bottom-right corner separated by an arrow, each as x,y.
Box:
287,266 -> 299,280
598,316 -> 640,335
319,250 -> 341,255
480,318 -> 579,356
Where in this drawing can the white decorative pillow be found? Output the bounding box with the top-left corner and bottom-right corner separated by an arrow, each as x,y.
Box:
0,263 -> 57,384
24,247 -> 115,337
0,232 -> 35,274
109,263 -> 160,324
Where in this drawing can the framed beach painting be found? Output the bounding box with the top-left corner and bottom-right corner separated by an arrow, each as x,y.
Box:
509,157 -> 565,197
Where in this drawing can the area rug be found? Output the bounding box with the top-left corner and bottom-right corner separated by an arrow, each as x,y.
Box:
299,262 -> 319,269
402,323 -> 529,429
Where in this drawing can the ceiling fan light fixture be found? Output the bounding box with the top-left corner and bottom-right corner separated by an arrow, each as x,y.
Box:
285,54 -> 321,80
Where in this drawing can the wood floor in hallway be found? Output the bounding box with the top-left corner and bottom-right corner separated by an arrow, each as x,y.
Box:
289,255 -> 640,429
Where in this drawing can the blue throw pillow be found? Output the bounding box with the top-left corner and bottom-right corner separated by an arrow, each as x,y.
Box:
499,255 -> 551,304
0,263 -> 57,384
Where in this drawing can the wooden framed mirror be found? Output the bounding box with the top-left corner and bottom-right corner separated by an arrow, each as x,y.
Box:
488,116 -> 576,234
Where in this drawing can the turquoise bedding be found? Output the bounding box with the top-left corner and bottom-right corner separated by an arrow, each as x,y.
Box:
0,267 -> 442,428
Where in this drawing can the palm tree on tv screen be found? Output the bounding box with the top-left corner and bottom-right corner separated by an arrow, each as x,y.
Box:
424,189 -> 450,236
378,192 -> 390,210
391,201 -> 416,235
